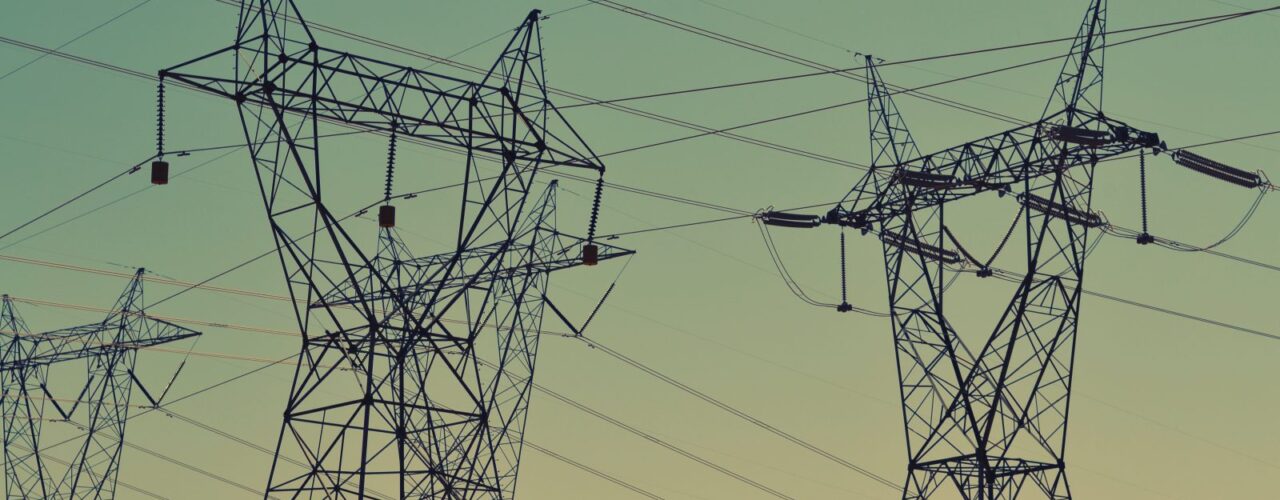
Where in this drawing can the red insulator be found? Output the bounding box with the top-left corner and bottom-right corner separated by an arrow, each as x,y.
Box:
150,161 -> 169,185
378,205 -> 396,228
582,244 -> 599,266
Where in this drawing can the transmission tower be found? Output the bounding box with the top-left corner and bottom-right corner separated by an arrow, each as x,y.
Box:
0,270 -> 201,499
760,0 -> 1264,497
161,2 -> 633,497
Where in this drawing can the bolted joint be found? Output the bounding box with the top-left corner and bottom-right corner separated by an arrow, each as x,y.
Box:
976,267 -> 993,278
836,303 -> 853,313
1136,233 -> 1155,245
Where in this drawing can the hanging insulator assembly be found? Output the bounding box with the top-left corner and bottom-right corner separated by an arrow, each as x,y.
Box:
761,211 -> 820,228
379,128 -> 399,227
894,169 -> 956,189
583,171 -> 604,266
1047,125 -> 1111,146
881,230 -> 961,264
152,77 -> 169,185
836,231 -> 852,312
1171,150 -> 1262,188
1136,149 -> 1155,245
1020,192 -> 1104,228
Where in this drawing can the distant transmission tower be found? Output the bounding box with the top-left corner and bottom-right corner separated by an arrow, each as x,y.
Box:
161,1 -> 632,497
0,271 -> 200,499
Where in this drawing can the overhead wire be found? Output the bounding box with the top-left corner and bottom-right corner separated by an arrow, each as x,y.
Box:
521,441 -> 666,500
561,4 -> 1280,109
587,0 -> 1022,125
578,335 -> 902,491
472,360 -> 798,500
9,245 -> 1279,500
206,0 -> 869,171
0,148 -> 242,252
10,4 -> 1280,493
3,296 -> 736,500
0,0 -> 151,82
595,8 -> 1277,158
0,43 -> 756,250
0,155 -> 155,243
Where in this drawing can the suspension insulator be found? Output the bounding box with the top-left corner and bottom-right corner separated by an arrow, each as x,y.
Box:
582,243 -> 599,266
1020,193 -> 1104,228
881,231 -> 961,264
1048,125 -> 1111,146
894,169 -> 955,189
378,205 -> 396,228
761,211 -> 820,228
1171,150 -> 1262,188
150,160 -> 169,185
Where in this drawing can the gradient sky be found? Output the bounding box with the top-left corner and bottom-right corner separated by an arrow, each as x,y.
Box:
1,1 -> 1277,498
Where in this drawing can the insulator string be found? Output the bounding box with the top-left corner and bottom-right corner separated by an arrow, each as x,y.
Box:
383,130 -> 398,202
839,230 -> 849,306
156,78 -> 166,159
1140,149 -> 1150,235
587,173 -> 603,242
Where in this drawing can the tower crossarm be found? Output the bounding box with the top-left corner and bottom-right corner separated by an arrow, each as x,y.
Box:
314,233 -> 632,309
2,319 -> 199,370
824,111 -> 1163,228
162,10 -> 603,171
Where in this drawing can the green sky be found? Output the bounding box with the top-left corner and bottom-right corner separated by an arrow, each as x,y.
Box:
1,0 -> 1277,498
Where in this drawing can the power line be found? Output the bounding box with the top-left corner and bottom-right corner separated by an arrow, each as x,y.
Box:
11,254 -> 1277,500
207,0 -> 869,171
121,441 -> 263,497
162,407 -> 668,500
0,0 -> 150,82
579,336 -> 900,490
590,0 -> 1020,124
18,448 -> 169,500
0,44 -> 753,247
596,9 -> 1273,158
0,155 -> 154,243
0,148 -> 242,252
496,359 -> 799,500
562,4 -> 1280,109
522,441 -> 666,500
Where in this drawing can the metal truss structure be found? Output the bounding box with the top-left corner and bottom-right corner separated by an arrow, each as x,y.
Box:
162,1 -> 633,497
0,271 -> 200,499
823,1 -> 1162,498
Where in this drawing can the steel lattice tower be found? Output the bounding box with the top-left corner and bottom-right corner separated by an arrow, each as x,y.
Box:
814,1 -> 1164,497
0,271 -> 201,499
161,2 -> 632,497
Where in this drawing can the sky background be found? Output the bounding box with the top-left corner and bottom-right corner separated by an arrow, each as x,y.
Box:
1,0 -> 1278,498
